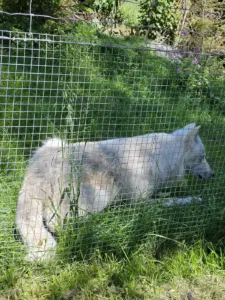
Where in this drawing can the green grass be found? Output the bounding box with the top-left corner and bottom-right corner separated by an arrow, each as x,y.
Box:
1,241 -> 225,299
0,22 -> 225,298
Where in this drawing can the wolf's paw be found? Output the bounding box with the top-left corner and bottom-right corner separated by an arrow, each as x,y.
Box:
162,196 -> 202,207
25,236 -> 57,263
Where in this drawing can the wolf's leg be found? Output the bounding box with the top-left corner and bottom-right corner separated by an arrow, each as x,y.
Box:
43,186 -> 70,233
78,177 -> 118,216
16,178 -> 57,262
161,196 -> 202,206
77,183 -> 109,216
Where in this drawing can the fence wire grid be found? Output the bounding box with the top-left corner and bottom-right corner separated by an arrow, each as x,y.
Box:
0,27 -> 225,262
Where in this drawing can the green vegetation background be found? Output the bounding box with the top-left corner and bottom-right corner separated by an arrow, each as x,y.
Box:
0,1 -> 225,298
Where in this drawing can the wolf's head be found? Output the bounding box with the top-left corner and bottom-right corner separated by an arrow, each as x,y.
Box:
173,123 -> 214,180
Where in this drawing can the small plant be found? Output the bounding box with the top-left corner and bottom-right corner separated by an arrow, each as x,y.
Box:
139,0 -> 180,44
173,50 -> 225,109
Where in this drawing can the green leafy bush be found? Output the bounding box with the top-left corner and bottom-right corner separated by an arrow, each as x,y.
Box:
2,0 -> 61,15
117,1 -> 140,27
173,52 -> 225,110
139,0 -> 180,43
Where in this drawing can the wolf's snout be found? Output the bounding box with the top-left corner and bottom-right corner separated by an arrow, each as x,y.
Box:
198,170 -> 214,180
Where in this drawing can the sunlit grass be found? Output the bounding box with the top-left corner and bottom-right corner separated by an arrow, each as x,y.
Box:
1,241 -> 225,299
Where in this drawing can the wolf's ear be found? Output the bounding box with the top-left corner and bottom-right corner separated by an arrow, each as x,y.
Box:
182,123 -> 201,142
183,123 -> 196,131
173,123 -> 201,140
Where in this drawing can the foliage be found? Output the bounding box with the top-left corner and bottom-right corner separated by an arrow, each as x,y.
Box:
2,242 -> 225,298
80,0 -> 118,28
139,0 -> 180,43
1,0 -> 62,18
174,51 -> 225,106
0,0 -> 63,31
177,0 -> 225,53
117,1 -> 140,27
93,0 -> 115,14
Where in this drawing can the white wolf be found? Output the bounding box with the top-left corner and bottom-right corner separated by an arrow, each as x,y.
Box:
15,123 -> 213,262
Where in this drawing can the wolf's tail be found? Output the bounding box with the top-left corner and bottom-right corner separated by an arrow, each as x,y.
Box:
15,165 -> 57,262
15,138 -> 71,262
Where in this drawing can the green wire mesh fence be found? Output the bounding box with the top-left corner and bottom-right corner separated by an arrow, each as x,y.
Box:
0,28 -> 224,262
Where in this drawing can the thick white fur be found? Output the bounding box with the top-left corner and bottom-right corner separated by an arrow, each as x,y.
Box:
15,123 -> 213,262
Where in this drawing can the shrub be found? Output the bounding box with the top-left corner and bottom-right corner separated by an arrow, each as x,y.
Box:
139,0 -> 180,44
